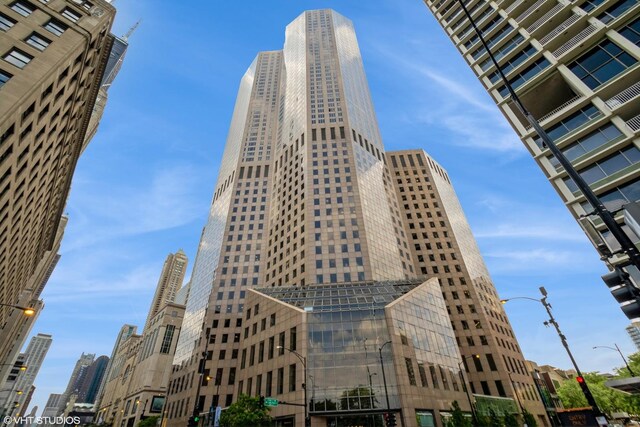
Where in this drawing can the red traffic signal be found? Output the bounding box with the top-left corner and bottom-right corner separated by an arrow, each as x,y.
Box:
576,376 -> 585,384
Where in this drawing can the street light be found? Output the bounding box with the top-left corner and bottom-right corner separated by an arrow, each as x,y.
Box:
502,287 -> 606,421
458,354 -> 480,426
277,346 -> 309,427
507,371 -> 528,427
593,344 -> 636,376
378,340 -> 393,427
0,303 -> 35,316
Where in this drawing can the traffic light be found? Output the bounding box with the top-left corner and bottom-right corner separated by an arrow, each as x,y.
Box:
259,396 -> 265,409
384,413 -> 397,427
602,268 -> 640,319
187,416 -> 199,427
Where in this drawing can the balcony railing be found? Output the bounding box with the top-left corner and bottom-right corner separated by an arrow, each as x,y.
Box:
605,81 -> 640,110
516,0 -> 548,22
527,3 -> 565,34
524,95 -> 584,130
538,13 -> 580,45
505,0 -> 525,14
552,24 -> 597,58
627,115 -> 640,132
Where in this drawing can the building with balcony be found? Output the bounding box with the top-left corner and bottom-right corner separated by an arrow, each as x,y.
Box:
421,0 -> 640,315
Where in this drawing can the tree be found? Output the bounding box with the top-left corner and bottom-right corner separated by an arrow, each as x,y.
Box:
522,409 -> 537,427
556,371 -> 640,418
444,401 -> 471,427
136,416 -> 160,427
487,408 -> 503,427
219,394 -> 272,427
503,412 -> 518,427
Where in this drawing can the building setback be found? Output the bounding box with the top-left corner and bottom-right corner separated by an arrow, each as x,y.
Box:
0,0 -> 117,375
165,9 -> 547,427
421,0 -> 640,313
95,251 -> 187,427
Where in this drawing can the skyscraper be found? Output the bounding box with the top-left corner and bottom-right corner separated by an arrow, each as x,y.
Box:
627,321 -> 640,350
165,9 -> 546,427
0,334 -> 52,419
59,353 -> 95,414
421,0 -> 640,312
0,0 -> 116,368
76,355 -> 109,404
41,393 -> 63,419
144,250 -> 188,332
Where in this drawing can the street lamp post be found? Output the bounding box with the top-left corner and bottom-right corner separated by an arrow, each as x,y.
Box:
366,368 -> 377,409
502,287 -> 606,420
458,355 -> 479,426
378,341 -> 392,414
593,344 -> 636,376
455,0 -> 640,274
277,346 -> 309,427
192,351 -> 208,426
0,303 -> 35,316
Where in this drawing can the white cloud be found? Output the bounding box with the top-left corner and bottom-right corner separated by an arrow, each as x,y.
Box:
475,223 -> 586,242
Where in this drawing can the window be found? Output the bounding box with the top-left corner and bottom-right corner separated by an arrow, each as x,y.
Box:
0,70 -> 11,88
288,364 -> 296,392
498,57 -> 550,97
11,1 -> 34,16
44,19 -> 67,36
548,123 -> 623,170
597,0 -> 638,23
590,177 -> 640,211
620,17 -> 640,46
487,44 -> 538,83
568,40 -> 636,89
564,146 -> 640,192
478,33 -> 525,70
61,7 -> 82,22
25,32 -> 51,51
160,325 -> 175,353
277,367 -> 284,394
580,0 -> 605,12
4,49 -> 33,69
0,13 -> 16,31
405,358 -> 417,386
534,105 -> 602,148
290,327 -> 297,351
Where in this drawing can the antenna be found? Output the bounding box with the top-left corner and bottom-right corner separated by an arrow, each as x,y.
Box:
122,20 -> 141,41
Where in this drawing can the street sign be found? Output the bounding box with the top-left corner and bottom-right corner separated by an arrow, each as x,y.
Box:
264,398 -> 278,407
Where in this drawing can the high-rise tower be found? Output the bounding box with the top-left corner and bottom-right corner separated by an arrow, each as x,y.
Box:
166,9 -> 546,427
421,0 -> 640,313
144,250 -> 188,332
0,0 -> 117,369
0,334 -> 52,419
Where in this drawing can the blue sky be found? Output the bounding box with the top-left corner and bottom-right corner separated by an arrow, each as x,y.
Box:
24,0 -> 635,414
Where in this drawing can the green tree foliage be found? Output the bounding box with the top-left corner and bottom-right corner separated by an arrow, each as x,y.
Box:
556,368 -> 640,417
522,409 -> 537,427
136,416 -> 160,427
444,401 -> 471,427
219,394 -> 272,427
503,412 -> 518,427
488,408 -> 503,427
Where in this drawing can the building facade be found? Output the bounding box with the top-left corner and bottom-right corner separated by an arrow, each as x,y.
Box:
0,334 -> 52,420
165,9 -> 547,427
76,355 -> 109,404
59,353 -> 95,414
41,393 -> 63,419
144,250 -> 188,333
627,321 -> 640,350
421,0 -> 640,312
0,0 -> 117,369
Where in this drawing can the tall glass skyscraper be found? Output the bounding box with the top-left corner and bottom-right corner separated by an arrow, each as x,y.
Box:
421,0 -> 640,314
167,9 -> 547,427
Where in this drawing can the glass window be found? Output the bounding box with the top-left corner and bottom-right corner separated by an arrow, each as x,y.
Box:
478,33 -> 525,70
534,105 -> 602,148
25,32 -> 50,51
498,57 -> 550,97
487,44 -> 537,83
405,358 -> 417,386
160,325 -> 175,354
0,13 -> 16,31
597,0 -> 638,23
288,364 -> 296,392
568,40 -> 636,89
10,1 -> 34,16
620,17 -> 640,46
580,0 -> 606,12
3,49 -> 33,69
550,123 -> 623,169
0,70 -> 11,88
61,7 -> 81,22
564,145 -> 640,192
44,19 -> 67,36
